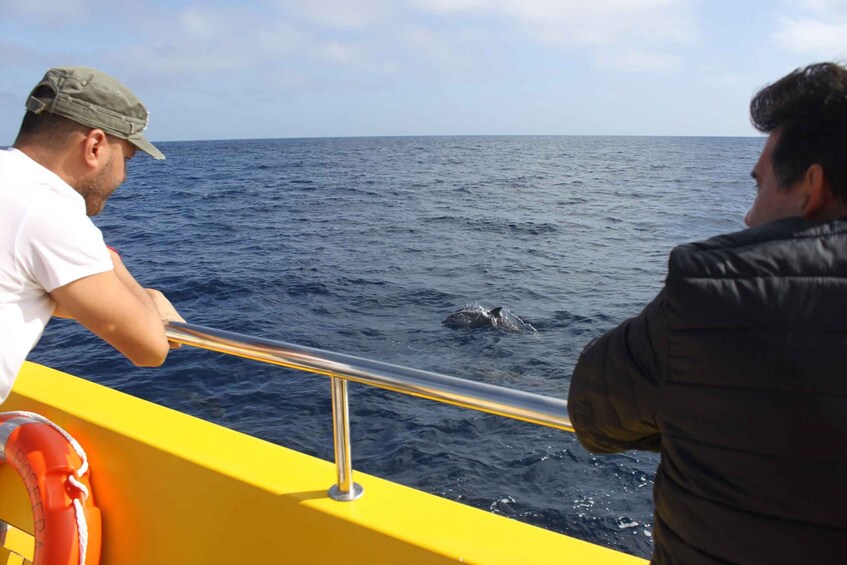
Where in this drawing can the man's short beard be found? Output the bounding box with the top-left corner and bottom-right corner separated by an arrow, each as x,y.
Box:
75,153 -> 118,216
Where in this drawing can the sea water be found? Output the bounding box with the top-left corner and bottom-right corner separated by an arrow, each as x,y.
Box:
30,135 -> 762,558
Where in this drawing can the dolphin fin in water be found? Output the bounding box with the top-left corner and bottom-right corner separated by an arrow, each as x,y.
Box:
491,308 -> 536,333
442,305 -> 536,333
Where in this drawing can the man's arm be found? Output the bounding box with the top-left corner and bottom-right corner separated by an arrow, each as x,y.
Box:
567,289 -> 668,453
50,250 -> 181,366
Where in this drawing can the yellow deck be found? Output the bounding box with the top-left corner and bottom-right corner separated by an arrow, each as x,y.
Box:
0,362 -> 644,564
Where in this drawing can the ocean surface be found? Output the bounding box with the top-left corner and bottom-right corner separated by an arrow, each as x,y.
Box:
30,135 -> 762,558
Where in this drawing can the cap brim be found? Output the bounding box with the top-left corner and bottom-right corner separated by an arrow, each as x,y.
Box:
129,135 -> 165,160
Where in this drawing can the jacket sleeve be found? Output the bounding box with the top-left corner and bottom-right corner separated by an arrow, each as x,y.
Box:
567,288 -> 668,453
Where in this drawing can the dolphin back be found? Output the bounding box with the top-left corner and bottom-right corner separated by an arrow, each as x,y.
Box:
442,306 -> 492,328
442,305 -> 536,333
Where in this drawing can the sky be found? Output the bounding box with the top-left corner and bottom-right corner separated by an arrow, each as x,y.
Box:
2,0 -> 847,142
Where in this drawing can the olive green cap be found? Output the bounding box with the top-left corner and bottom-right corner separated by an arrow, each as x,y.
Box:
25,66 -> 165,160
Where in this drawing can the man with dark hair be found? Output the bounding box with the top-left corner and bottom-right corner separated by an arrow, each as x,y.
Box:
568,62 -> 847,563
0,67 -> 183,405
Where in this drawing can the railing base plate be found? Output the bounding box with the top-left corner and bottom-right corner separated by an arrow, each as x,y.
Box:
328,482 -> 364,502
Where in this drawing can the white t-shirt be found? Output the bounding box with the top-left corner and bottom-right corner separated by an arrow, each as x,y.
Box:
0,148 -> 113,403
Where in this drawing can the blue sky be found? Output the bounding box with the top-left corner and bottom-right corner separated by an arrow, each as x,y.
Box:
2,0 -> 847,141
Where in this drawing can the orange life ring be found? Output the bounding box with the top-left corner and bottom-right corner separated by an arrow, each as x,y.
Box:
0,412 -> 101,564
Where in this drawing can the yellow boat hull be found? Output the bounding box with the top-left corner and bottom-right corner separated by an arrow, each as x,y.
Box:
0,362 -> 644,564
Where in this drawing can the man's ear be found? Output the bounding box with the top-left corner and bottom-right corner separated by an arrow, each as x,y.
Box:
81,129 -> 108,169
800,164 -> 832,220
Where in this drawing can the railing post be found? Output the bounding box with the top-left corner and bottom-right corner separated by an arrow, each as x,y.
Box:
327,377 -> 363,501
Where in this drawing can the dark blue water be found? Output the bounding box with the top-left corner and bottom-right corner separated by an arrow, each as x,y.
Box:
29,135 -> 761,558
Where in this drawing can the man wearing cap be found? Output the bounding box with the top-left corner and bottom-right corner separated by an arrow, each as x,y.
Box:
0,66 -> 183,405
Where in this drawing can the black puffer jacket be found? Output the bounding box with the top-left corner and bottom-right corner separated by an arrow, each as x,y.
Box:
568,217 -> 847,564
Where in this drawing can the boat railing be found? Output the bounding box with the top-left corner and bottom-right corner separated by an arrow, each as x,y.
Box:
165,321 -> 573,501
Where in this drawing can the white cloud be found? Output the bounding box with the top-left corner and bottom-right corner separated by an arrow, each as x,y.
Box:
773,17 -> 847,56
3,0 -> 698,86
414,0 -> 696,46
785,0 -> 847,15
122,44 -> 250,74
278,0 -> 396,29
410,0 -> 695,75
0,0 -> 90,21
179,6 -> 233,41
106,5 -> 318,75
110,5 -> 387,78
773,0 -> 847,57
113,6 -> 258,74
316,41 -> 357,64
411,0 -> 486,11
599,49 -> 683,72
401,26 -> 460,67
258,25 -> 311,55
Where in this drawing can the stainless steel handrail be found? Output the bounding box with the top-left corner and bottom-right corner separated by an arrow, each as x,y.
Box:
165,322 -> 572,499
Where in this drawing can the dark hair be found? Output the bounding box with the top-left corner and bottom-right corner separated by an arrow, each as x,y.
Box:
14,86 -> 90,146
750,62 -> 847,202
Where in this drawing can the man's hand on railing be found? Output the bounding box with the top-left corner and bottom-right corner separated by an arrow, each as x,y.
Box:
146,288 -> 185,348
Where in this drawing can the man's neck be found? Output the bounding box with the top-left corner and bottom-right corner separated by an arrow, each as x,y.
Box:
809,200 -> 847,223
13,143 -> 80,188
